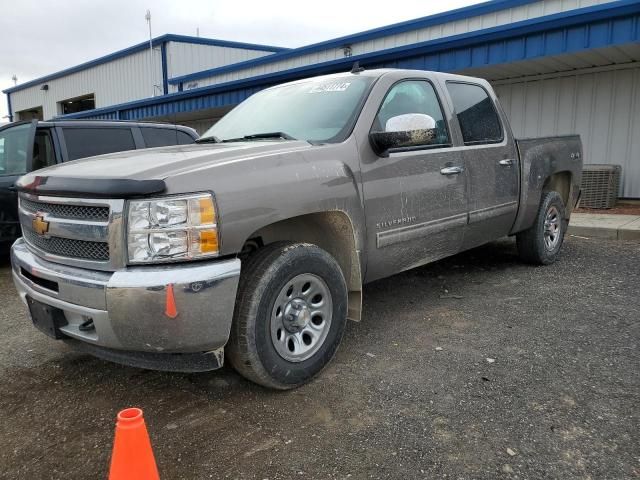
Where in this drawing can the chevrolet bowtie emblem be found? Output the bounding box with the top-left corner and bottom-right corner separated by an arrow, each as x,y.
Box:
32,214 -> 50,236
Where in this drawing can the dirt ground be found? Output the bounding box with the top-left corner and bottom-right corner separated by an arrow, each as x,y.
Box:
0,237 -> 638,479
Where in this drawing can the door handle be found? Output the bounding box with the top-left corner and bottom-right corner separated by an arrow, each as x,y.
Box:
499,159 -> 514,166
8,185 -> 17,191
440,166 -> 464,175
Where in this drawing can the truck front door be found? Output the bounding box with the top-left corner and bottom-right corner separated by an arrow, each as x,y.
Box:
0,121 -> 37,243
443,81 -> 519,250
359,78 -> 467,282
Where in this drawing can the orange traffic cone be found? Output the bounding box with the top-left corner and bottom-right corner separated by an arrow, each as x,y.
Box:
109,408 -> 160,480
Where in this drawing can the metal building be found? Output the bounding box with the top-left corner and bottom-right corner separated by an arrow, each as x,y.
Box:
4,0 -> 640,197
3,35 -> 287,123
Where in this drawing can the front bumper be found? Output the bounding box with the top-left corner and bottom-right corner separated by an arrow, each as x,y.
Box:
11,238 -> 241,370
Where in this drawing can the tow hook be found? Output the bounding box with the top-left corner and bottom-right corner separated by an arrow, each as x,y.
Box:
78,318 -> 95,332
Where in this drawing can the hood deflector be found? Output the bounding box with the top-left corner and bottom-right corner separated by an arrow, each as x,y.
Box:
16,174 -> 166,198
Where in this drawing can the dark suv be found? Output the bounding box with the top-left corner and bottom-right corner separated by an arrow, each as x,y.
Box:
0,120 -> 198,244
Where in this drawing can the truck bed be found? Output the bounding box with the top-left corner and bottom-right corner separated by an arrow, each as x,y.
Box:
511,135 -> 583,234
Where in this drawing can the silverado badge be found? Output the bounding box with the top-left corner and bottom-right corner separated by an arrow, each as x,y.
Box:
32,214 -> 49,236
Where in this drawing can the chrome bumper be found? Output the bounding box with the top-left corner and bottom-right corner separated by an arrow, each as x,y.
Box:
11,238 -> 241,358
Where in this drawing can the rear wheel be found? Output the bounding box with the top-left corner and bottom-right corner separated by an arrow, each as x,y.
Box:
516,191 -> 567,265
226,242 -> 348,389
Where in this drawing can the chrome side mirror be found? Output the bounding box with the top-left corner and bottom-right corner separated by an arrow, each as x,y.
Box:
369,114 -> 437,156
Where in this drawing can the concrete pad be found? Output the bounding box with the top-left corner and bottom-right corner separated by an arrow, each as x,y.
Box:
568,224 -> 617,239
619,217 -> 640,241
568,214 -> 640,240
569,213 -> 640,229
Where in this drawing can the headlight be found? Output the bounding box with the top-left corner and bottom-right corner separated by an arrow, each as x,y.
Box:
127,193 -> 219,264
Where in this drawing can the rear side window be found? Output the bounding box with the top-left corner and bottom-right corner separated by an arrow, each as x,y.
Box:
63,128 -> 136,160
142,128 -> 195,147
32,130 -> 56,170
447,82 -> 503,145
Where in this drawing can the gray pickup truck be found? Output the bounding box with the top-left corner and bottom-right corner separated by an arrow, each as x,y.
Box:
11,69 -> 582,389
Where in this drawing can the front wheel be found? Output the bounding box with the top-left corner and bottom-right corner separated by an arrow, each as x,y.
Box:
516,191 -> 567,265
226,242 -> 348,389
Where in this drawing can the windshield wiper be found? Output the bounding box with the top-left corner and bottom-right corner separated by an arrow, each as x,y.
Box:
195,135 -> 222,144
222,132 -> 297,142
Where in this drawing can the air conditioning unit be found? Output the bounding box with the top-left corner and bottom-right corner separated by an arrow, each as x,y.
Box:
580,164 -> 621,209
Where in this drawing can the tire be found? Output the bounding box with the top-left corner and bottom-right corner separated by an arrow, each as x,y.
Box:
516,191 -> 567,265
226,242 -> 348,389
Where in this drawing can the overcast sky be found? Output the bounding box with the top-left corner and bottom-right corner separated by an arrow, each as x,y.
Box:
0,0 -> 483,119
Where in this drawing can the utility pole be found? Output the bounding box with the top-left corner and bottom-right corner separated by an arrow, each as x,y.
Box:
11,75 -> 17,86
145,10 -> 155,97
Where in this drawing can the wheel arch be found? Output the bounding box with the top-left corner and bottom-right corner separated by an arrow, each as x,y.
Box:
542,171 -> 573,215
241,210 -> 363,322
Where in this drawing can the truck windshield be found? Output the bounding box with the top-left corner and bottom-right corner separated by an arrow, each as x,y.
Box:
200,75 -> 375,144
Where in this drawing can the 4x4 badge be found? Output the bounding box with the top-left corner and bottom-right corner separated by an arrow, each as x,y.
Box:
32,214 -> 50,236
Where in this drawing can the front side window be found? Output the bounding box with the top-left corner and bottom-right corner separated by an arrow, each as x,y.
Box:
372,80 -> 450,147
142,128 -> 196,147
63,127 -> 136,160
0,123 -> 31,175
447,82 -> 503,145
201,75 -> 375,144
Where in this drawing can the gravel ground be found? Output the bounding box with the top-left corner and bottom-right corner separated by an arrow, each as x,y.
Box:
0,236 -> 638,479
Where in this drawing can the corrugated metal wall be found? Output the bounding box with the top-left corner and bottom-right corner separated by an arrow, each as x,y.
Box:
494,64 -> 640,198
10,42 -> 277,120
166,42 -> 274,81
185,0 -> 613,89
10,49 -> 163,120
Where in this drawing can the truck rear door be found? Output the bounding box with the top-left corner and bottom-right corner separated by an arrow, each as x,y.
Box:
443,81 -> 519,249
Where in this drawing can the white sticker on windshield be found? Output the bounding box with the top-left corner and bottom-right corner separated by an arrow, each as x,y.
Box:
308,82 -> 351,93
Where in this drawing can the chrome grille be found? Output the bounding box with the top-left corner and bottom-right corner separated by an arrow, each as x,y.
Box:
20,198 -> 109,221
18,193 -> 124,270
23,228 -> 110,261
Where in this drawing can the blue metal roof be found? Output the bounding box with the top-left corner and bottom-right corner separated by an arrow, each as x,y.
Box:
58,0 -> 640,122
169,0 -> 547,86
2,34 -> 288,95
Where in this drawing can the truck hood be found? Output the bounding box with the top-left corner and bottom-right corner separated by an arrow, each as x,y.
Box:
16,141 -> 314,197
35,141 -> 314,180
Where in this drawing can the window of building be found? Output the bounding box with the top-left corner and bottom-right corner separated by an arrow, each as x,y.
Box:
141,128 -> 195,147
446,82 -> 503,145
59,94 -> 96,115
15,107 -> 43,121
372,80 -> 450,147
62,127 -> 136,160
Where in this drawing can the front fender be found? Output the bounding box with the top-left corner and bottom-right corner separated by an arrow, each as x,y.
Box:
162,141 -> 366,256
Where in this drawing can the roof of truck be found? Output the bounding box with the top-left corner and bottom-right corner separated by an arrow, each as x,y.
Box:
264,68 -> 489,88
33,119 -> 196,130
